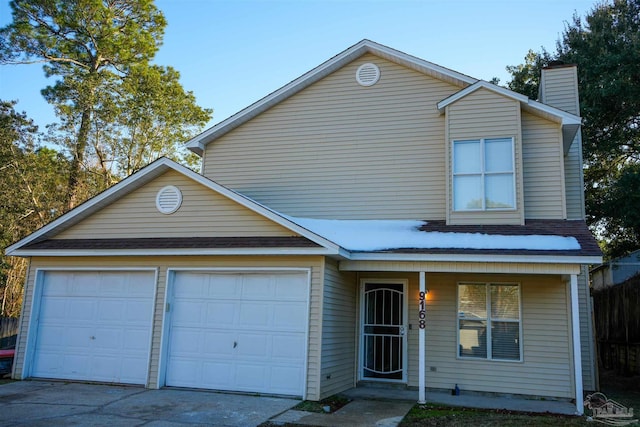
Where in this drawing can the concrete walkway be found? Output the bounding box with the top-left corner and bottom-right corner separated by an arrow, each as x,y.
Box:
0,381 -> 299,426
269,386 -> 578,427
0,380 -> 579,427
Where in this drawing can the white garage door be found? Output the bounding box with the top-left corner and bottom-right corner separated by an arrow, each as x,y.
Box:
166,271 -> 309,396
31,270 -> 155,385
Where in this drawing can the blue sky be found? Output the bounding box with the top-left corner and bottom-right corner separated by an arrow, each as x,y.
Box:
1,0 -> 596,132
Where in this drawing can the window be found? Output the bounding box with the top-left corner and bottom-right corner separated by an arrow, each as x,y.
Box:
457,283 -> 521,361
453,138 -> 515,211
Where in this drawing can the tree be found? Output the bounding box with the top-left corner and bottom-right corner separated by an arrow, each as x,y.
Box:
0,0 -> 212,206
0,101 -> 69,316
506,0 -> 640,258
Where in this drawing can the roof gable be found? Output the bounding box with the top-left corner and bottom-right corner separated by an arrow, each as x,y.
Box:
437,80 -> 582,152
185,39 -> 477,156
6,158 -> 342,256
54,169 -> 295,240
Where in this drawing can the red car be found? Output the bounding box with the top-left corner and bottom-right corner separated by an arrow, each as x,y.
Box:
0,349 -> 14,375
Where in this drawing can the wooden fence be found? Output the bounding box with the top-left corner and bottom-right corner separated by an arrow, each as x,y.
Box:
593,274 -> 640,375
0,317 -> 19,349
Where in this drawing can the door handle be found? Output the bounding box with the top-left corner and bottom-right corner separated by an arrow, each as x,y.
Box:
233,341 -> 237,348
399,326 -> 406,336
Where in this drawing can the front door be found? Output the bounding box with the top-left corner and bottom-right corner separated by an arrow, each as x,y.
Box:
360,280 -> 407,382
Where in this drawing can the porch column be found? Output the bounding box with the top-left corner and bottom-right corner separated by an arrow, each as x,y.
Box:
570,274 -> 584,415
418,271 -> 426,404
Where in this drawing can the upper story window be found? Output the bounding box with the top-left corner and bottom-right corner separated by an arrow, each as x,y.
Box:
453,137 -> 515,211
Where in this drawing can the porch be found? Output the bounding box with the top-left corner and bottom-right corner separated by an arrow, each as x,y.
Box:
321,260 -> 589,415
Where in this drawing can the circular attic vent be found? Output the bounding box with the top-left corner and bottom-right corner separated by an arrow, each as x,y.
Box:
356,63 -> 380,86
156,185 -> 183,214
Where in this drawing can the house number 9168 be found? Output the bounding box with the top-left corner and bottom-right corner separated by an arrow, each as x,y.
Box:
418,291 -> 426,329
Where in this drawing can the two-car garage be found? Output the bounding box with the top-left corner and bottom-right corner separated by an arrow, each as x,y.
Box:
26,269 -> 310,397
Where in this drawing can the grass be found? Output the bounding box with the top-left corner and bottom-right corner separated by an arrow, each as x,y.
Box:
400,404 -> 590,426
401,370 -> 640,426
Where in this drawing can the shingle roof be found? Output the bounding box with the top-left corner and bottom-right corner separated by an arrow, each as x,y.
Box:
22,219 -> 600,261
364,219 -> 602,257
22,236 -> 320,250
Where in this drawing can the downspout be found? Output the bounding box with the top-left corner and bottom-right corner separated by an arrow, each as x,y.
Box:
570,274 -> 584,414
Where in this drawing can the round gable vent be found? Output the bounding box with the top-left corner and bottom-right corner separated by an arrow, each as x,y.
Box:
156,185 -> 182,214
356,63 -> 380,86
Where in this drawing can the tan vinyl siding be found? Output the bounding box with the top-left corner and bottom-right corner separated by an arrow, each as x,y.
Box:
564,134 -> 585,219
521,112 -> 565,219
540,67 -> 580,115
55,170 -> 294,239
446,88 -> 524,225
407,273 -> 573,398
320,259 -> 357,398
203,53 -> 463,220
14,255 -> 324,401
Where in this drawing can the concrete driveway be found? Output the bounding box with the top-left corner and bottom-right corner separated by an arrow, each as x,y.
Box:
0,380 -> 299,426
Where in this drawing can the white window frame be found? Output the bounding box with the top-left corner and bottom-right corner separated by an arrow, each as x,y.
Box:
452,137 -> 516,211
456,282 -> 523,362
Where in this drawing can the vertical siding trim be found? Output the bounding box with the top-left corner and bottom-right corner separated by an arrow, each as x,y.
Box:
570,274 -> 584,414
445,106 -> 451,225
558,128 -> 568,219
515,106 -> 525,225
314,257 -> 326,399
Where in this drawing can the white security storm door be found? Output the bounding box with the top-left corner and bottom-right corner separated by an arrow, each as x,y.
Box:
31,270 -> 155,385
165,271 -> 309,396
360,280 -> 407,382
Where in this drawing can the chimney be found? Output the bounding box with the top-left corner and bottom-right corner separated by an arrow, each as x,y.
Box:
539,62 -> 580,115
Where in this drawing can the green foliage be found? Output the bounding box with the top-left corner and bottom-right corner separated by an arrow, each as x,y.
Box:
0,101 -> 69,316
505,49 -> 551,100
0,0 -> 211,205
506,0 -> 640,258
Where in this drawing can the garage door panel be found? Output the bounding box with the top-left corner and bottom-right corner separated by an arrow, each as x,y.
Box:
207,275 -> 241,298
238,304 -> 269,326
274,275 -> 309,300
122,328 -> 153,351
169,327 -> 202,353
203,332 -> 234,356
166,358 -> 199,385
235,333 -> 269,358
272,335 -> 306,360
273,304 -> 307,331
235,363 -> 268,389
174,273 -> 206,296
202,362 -> 233,388
32,271 -> 154,385
166,271 -> 308,396
241,275 -> 274,299
205,301 -> 236,325
270,366 -> 304,395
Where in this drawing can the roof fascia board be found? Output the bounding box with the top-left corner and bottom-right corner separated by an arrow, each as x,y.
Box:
437,81 -> 582,127
10,247 -> 338,257
437,81 -> 528,111
186,40 -> 477,155
7,158 -> 342,255
346,252 -> 602,265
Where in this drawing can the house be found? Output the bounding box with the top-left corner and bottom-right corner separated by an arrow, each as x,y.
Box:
591,249 -> 640,290
6,40 -> 602,414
